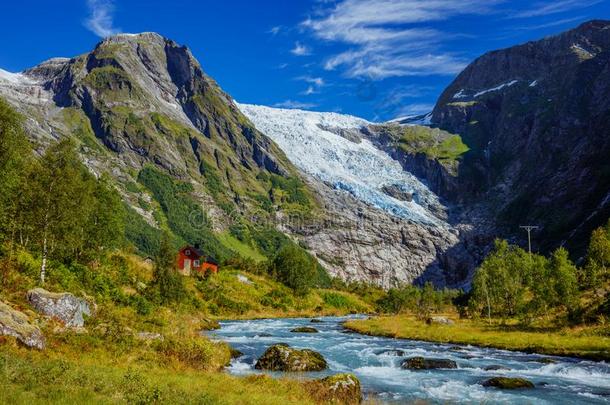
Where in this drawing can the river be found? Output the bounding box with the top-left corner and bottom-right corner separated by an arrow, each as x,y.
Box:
206,316 -> 610,404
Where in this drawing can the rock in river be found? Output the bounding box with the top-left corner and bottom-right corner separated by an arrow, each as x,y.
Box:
306,373 -> 362,404
482,377 -> 535,389
0,301 -> 45,349
255,344 -> 327,371
291,326 -> 319,333
27,288 -> 92,328
402,356 -> 457,370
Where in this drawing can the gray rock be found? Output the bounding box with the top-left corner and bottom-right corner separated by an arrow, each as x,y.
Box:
484,365 -> 511,371
136,332 -> 164,341
402,356 -> 458,370
482,377 -> 535,389
27,288 -> 92,328
426,316 -> 455,325
0,301 -> 45,349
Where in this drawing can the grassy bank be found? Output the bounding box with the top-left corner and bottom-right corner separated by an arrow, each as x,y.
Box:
343,315 -> 610,361
0,342 -> 315,405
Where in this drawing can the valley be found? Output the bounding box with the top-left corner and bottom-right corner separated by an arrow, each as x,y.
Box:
0,16 -> 609,405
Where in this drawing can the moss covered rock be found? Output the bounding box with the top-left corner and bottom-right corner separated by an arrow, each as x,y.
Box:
290,326 -> 319,333
482,377 -> 535,389
255,344 -> 327,371
0,301 -> 45,349
306,373 -> 362,404
402,356 -> 457,370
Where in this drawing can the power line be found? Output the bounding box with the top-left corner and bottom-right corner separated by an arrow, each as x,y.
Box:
519,225 -> 539,255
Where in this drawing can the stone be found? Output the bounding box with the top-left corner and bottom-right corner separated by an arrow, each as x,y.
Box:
290,326 -> 319,333
310,319 -> 324,323
27,288 -> 92,328
402,356 -> 458,370
306,373 -> 362,405
426,316 -> 455,325
482,377 -> 535,389
484,365 -> 511,371
0,301 -> 45,349
136,332 -> 164,341
534,357 -> 556,364
229,347 -> 244,359
376,349 -> 405,357
254,344 -> 327,372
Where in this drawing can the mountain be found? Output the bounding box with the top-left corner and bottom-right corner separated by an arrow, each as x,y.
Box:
0,32 -> 314,264
238,104 -> 466,286
2,21 -> 608,288
426,20 -> 610,256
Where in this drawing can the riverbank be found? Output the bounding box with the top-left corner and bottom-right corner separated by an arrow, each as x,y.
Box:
343,315 -> 610,361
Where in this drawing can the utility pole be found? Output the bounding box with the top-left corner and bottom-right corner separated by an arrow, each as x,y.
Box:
519,225 -> 539,255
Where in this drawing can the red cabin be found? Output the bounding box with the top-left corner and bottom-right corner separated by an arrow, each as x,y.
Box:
176,245 -> 219,276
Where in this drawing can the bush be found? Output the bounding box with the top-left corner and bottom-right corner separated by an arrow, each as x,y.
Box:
155,337 -> 229,371
271,243 -> 317,296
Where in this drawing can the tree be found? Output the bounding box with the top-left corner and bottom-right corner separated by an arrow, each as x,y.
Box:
25,139 -> 97,282
583,220 -> 610,287
150,232 -> 185,304
271,243 -> 317,296
528,247 -> 578,319
0,98 -> 31,251
469,239 -> 540,319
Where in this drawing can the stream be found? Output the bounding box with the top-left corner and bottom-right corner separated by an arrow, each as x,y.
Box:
206,316 -> 610,404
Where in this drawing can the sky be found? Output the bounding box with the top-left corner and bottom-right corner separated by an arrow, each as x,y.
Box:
0,0 -> 608,121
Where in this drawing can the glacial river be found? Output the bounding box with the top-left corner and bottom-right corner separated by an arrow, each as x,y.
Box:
207,316 -> 610,404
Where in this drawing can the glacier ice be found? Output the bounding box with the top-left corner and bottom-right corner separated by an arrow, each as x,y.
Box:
237,103 -> 447,226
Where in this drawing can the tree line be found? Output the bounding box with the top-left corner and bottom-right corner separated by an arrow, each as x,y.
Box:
0,99 -> 125,283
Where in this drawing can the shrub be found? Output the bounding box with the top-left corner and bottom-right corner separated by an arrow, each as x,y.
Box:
271,243 -> 317,296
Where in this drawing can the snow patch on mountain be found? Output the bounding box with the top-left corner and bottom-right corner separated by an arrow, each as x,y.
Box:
238,103 -> 447,226
0,69 -> 33,85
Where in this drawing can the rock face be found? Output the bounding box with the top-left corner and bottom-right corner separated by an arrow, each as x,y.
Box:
402,356 -> 458,370
0,301 -> 45,349
306,373 -> 362,405
432,20 -> 610,255
482,377 -> 535,389
254,344 -> 327,371
27,288 -> 92,328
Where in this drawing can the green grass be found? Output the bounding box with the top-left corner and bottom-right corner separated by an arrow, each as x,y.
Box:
217,233 -> 266,262
344,315 -> 610,361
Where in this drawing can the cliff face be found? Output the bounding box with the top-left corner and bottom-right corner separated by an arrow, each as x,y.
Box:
431,20 -> 610,254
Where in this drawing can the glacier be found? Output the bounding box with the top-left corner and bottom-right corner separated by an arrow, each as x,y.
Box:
237,103 -> 447,226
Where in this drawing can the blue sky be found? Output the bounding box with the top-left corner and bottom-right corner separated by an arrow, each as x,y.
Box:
0,0 -> 608,121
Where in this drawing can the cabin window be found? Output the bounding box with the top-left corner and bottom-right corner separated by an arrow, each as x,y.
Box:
193,260 -> 200,267
185,250 -> 190,256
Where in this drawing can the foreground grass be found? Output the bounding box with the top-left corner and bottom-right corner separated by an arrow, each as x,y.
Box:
344,315 -> 610,361
0,342 -> 315,405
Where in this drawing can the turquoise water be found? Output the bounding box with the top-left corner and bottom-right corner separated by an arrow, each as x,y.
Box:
207,316 -> 610,404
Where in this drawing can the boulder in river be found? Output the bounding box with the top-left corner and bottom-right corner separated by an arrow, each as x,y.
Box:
27,288 -> 92,328
255,344 -> 327,371
306,373 -> 362,404
482,377 -> 535,389
0,301 -> 45,349
484,365 -> 511,371
291,326 -> 319,333
402,356 -> 457,370
310,319 -> 324,323
376,349 -> 405,357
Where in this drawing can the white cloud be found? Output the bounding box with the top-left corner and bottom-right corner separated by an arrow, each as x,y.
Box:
273,100 -> 317,109
512,0 -> 601,18
394,103 -> 435,116
298,76 -> 325,86
291,42 -> 312,56
84,0 -> 121,37
302,85 -> 317,95
269,26 -> 282,35
301,0 -> 500,78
